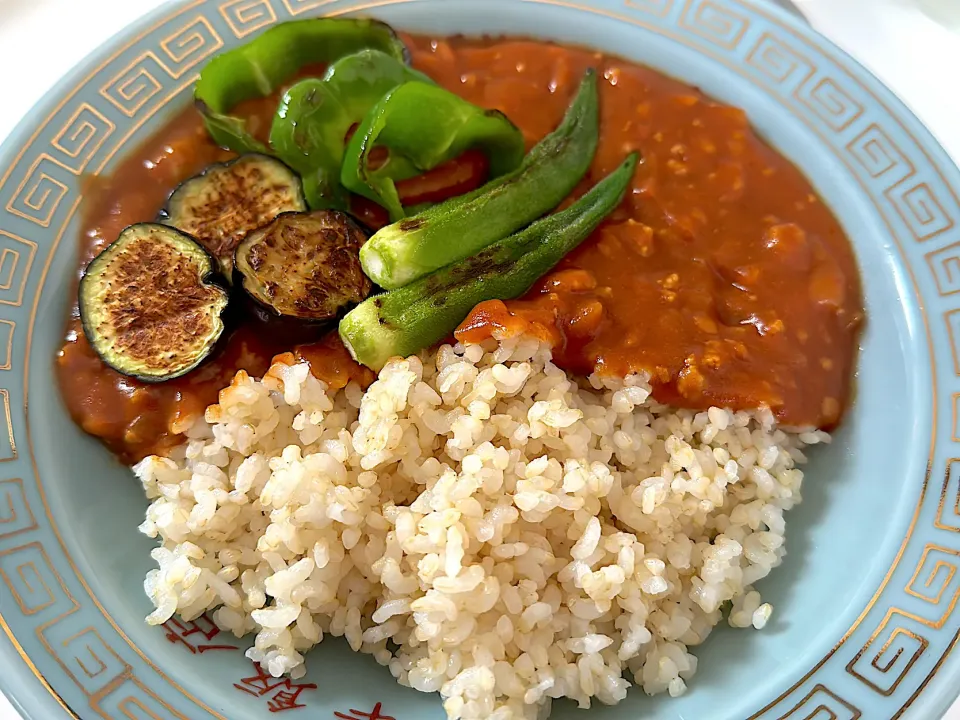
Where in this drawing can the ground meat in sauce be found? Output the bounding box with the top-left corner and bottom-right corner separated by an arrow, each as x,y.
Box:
56,34 -> 862,464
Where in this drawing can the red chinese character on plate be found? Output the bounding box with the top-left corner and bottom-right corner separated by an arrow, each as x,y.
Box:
233,661 -> 317,712
334,703 -> 395,720
267,685 -> 315,713
163,614 -> 237,654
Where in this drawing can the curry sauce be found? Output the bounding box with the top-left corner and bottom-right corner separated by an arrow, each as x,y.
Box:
57,35 -> 862,463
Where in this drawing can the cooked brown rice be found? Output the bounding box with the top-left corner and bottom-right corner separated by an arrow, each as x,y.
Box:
136,335 -> 826,719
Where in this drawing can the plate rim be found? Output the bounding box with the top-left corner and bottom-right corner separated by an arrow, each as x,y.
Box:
1,0 -> 958,718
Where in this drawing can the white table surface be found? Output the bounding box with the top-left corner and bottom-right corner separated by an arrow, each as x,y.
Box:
0,0 -> 957,717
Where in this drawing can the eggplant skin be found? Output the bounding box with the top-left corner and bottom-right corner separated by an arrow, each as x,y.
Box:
160,153 -> 306,276
79,223 -> 230,382
234,210 -> 372,323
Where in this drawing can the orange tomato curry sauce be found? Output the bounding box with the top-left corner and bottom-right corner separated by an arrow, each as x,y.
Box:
57,35 -> 863,464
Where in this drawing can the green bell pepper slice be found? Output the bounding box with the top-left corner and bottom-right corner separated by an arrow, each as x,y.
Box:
269,49 -> 432,210
340,81 -> 526,221
194,18 -> 409,154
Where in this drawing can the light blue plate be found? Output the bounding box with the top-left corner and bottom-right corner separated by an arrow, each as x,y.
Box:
0,0 -> 958,718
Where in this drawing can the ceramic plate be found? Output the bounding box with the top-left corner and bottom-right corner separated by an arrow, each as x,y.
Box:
1,0 -> 959,718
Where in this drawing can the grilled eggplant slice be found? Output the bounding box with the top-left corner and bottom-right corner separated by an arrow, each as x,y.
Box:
161,154 -> 306,275
235,210 -> 371,324
79,223 -> 229,382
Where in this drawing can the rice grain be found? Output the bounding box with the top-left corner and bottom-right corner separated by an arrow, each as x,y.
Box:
137,337 -> 823,718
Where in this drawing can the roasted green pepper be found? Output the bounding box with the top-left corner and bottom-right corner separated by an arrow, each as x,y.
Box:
269,49 -> 432,209
339,153 -> 638,370
341,81 -> 525,221
194,18 -> 409,154
358,70 -> 600,289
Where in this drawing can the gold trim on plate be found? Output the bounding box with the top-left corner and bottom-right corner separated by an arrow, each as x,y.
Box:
0,0 -> 952,718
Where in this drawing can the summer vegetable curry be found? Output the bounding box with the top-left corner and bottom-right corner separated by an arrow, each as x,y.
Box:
57,28 -> 863,464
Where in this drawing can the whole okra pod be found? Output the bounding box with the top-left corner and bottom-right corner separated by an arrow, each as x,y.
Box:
340,153 -> 639,370
359,69 -> 601,290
